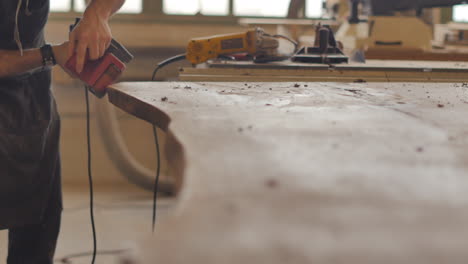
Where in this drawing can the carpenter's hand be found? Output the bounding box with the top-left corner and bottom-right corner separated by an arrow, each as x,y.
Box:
52,42 -> 70,69
53,42 -> 78,78
68,7 -> 112,73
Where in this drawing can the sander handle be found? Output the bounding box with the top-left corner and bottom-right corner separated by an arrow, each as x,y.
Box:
65,17 -> 133,98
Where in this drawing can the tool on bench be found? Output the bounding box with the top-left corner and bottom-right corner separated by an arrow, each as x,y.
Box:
292,24 -> 349,64
65,18 -> 134,98
152,28 -> 297,80
186,28 -> 293,64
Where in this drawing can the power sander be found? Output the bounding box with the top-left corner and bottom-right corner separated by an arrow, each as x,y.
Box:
64,18 -> 133,98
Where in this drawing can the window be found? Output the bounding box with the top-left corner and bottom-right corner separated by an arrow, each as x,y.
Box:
164,0 -> 230,15
305,0 -> 322,18
50,1 -> 71,12
454,4 -> 468,22
233,0 -> 291,17
50,0 -> 143,13
163,0 -> 325,18
50,0 -> 325,18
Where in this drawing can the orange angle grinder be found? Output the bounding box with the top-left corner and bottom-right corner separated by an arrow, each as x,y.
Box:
64,18 -> 133,98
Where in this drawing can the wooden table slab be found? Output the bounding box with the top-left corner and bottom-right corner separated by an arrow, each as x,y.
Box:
108,81 -> 468,264
180,60 -> 468,82
365,46 -> 468,62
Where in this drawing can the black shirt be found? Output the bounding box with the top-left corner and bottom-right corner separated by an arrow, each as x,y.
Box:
0,0 -> 61,229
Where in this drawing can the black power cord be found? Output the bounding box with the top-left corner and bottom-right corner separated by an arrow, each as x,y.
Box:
152,125 -> 161,233
76,86 -> 159,264
150,56 -> 169,232
84,87 -> 98,264
151,54 -> 187,81
264,33 -> 299,51
56,249 -> 128,264
150,53 -> 179,232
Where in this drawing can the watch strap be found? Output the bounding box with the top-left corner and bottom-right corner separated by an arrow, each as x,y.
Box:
40,44 -> 56,67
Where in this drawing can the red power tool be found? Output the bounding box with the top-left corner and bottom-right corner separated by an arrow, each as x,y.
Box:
65,18 -> 133,98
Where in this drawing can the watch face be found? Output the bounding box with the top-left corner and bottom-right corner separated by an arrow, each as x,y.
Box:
43,57 -> 55,68
41,44 -> 56,67
45,60 -> 55,67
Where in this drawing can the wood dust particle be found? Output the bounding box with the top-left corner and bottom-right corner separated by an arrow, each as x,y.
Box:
345,89 -> 359,94
265,179 -> 279,189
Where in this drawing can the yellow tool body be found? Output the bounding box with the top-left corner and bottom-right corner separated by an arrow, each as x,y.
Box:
186,28 -> 279,65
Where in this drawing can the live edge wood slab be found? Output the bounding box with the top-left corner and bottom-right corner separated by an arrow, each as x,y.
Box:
107,82 -> 468,264
179,60 -> 468,83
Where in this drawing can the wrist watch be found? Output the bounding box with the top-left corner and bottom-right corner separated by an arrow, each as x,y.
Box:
40,44 -> 57,68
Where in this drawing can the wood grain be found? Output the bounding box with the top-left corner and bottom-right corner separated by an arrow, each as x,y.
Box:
108,81 -> 468,264
365,47 -> 468,61
179,60 -> 468,82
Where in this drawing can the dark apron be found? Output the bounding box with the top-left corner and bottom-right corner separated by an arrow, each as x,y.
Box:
0,0 -> 61,230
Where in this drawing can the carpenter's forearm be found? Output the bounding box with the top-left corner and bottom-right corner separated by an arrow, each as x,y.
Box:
85,0 -> 126,19
0,49 -> 42,78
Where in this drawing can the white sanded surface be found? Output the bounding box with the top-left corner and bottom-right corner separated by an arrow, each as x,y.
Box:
108,81 -> 468,264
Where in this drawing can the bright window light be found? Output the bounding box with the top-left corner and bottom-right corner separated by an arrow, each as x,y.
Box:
201,0 -> 230,15
234,0 -> 290,17
306,0 -> 323,18
454,4 -> 468,22
163,0 -> 229,15
74,0 -> 87,12
52,0 -> 324,17
74,0 -> 143,13
50,0 -> 71,12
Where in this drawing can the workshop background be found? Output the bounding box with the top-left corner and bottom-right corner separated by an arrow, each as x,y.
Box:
1,0 -> 468,263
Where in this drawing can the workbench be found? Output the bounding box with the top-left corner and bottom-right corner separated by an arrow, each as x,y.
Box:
179,60 -> 468,82
107,81 -> 468,263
